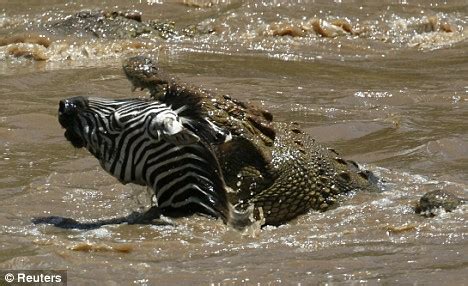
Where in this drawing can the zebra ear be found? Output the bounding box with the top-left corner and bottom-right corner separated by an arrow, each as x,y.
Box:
181,117 -> 231,145
149,115 -> 200,145
163,128 -> 200,145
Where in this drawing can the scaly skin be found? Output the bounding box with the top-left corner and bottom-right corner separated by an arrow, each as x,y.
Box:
45,9 -> 215,40
415,190 -> 465,217
123,56 -> 380,225
48,10 -> 178,39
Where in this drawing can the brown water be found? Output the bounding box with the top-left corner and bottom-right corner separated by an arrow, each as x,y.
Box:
0,1 -> 467,285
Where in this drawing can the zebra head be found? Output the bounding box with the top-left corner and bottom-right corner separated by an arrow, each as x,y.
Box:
58,96 -> 249,225
58,96 -> 185,177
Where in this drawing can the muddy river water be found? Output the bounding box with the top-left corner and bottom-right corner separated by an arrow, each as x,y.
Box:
0,0 -> 467,285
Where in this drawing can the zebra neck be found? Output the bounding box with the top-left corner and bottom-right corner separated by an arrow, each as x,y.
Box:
142,142 -> 230,220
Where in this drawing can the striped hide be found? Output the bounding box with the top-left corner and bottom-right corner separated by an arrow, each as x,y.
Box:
58,96 -> 249,227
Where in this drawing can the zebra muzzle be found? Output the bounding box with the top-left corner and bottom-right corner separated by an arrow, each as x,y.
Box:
58,97 -> 88,127
58,96 -> 89,148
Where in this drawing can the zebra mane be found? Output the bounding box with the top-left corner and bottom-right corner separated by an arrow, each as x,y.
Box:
123,56 -> 230,145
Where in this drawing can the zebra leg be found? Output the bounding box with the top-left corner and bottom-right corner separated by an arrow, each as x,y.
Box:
127,206 -> 166,224
32,207 -> 174,229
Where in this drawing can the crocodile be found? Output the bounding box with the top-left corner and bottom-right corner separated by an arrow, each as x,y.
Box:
122,56 -> 380,226
48,9 -> 179,40
1,9 -> 219,62
415,189 -> 465,217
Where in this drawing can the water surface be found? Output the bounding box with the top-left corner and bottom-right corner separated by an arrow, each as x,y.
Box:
0,1 -> 467,285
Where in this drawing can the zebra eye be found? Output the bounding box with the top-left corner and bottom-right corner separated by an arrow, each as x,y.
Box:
109,113 -> 124,130
110,110 -> 134,130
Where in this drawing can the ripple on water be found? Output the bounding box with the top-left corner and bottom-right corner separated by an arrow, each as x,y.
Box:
0,3 -> 466,67
0,1 -> 466,284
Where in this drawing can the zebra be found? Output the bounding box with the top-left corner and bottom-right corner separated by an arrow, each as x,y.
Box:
58,96 -> 251,228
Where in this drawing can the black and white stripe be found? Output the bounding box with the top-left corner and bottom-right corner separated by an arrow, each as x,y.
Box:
62,96 -> 232,221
